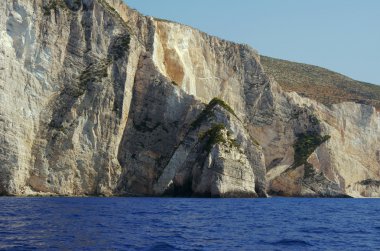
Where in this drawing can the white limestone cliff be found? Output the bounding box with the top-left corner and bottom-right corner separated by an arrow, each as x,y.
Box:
0,0 -> 379,197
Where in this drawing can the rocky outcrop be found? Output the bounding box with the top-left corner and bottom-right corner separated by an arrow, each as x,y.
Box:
154,99 -> 265,198
1,0 -> 379,197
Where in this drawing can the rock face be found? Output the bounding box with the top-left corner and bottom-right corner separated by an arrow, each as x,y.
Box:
154,100 -> 265,197
1,0 -> 379,197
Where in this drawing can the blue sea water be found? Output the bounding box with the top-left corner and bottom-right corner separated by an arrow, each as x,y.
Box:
0,197 -> 380,250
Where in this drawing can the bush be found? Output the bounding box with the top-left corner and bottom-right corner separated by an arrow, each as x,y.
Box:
43,0 -> 66,16
292,132 -> 330,168
190,98 -> 237,129
199,124 -> 241,153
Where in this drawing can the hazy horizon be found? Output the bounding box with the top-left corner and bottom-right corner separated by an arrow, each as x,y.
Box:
126,0 -> 380,85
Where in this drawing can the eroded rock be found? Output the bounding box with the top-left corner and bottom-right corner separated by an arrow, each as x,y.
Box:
0,0 -> 379,197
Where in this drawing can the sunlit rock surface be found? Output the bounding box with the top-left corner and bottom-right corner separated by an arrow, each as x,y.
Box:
0,0 -> 379,197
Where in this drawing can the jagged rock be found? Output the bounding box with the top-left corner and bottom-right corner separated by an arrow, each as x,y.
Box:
155,102 -> 264,197
0,0 -> 379,197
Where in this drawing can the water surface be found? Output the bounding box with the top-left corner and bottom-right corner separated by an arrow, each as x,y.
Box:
1,197 -> 379,250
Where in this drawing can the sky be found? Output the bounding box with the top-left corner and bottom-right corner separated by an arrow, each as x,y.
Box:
125,0 -> 380,84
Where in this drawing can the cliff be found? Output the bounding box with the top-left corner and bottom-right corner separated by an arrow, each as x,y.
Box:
0,0 -> 379,197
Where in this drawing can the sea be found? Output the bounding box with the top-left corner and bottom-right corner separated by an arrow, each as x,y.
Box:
0,197 -> 379,250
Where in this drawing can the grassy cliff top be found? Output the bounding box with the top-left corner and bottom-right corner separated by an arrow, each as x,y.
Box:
260,56 -> 380,110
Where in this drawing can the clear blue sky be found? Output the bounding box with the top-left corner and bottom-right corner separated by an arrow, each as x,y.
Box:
126,0 -> 380,84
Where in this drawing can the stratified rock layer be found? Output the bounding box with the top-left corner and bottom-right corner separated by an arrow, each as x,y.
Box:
1,0 -> 379,197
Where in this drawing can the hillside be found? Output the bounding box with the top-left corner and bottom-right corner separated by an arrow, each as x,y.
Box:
260,56 -> 380,110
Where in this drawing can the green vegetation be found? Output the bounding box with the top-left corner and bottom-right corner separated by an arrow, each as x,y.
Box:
199,124 -> 226,152
208,98 -> 237,117
359,179 -> 380,186
292,132 -> 331,168
109,35 -> 130,60
309,115 -> 320,126
43,0 -> 66,15
303,162 -> 316,179
291,109 -> 321,127
49,123 -> 68,134
75,59 -> 110,97
190,98 -> 237,129
199,124 -> 240,153
229,138 -> 240,149
80,60 -> 109,83
261,56 -> 380,110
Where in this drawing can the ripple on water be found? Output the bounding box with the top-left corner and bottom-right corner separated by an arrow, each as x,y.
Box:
0,197 -> 380,250
273,239 -> 313,247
